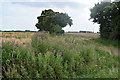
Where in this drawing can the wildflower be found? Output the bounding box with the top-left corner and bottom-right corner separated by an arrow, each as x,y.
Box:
47,50 -> 53,54
11,39 -> 16,42
7,40 -> 11,43
58,50 -> 61,52
13,45 -> 17,48
14,42 -> 18,46
0,44 -> 2,48
0,40 -> 2,43
51,48 -> 54,49
57,52 -> 62,54
18,43 -> 23,47
29,45 -> 34,50
53,50 -> 56,52
12,50 -> 16,53
0,49 -> 3,52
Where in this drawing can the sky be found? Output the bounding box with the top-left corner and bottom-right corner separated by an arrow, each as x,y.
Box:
0,0 -> 113,32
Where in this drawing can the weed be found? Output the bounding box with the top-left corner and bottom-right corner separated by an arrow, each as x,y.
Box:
2,33 -> 119,78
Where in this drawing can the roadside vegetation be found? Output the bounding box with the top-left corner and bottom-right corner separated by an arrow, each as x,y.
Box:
2,32 -> 119,78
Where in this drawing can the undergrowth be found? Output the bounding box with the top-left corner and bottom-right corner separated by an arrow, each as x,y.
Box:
2,33 -> 119,78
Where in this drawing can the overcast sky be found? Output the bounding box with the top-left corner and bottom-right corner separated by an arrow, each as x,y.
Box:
0,0 -> 109,32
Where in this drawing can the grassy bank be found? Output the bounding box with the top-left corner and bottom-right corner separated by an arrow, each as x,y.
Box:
91,38 -> 120,48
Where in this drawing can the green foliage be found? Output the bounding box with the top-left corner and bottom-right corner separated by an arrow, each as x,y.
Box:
2,40 -> 37,78
90,1 -> 120,40
51,24 -> 62,34
31,33 -> 118,78
2,34 -> 119,78
91,38 -> 120,48
35,9 -> 73,34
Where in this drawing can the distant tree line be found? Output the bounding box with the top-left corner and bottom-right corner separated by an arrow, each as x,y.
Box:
0,30 -> 37,32
79,31 -> 94,33
90,0 -> 120,40
67,31 -> 94,33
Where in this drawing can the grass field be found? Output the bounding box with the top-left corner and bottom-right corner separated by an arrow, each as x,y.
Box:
1,32 -> 119,78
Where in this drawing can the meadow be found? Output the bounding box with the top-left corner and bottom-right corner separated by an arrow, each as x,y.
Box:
1,32 -> 119,78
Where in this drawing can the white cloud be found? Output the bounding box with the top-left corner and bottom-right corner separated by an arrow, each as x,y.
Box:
0,0 -> 117,3
1,3 -> 40,30
0,0 -> 74,2
1,1 -> 101,32
0,3 -> 3,29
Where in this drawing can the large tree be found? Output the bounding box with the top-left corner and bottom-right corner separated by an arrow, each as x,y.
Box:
90,1 -> 120,40
36,9 -> 73,34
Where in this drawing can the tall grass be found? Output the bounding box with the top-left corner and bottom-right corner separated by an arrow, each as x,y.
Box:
91,38 -> 120,48
31,33 -> 118,78
2,33 -> 119,78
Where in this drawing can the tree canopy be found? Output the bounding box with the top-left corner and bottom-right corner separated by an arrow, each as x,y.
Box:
35,9 -> 73,34
90,1 -> 120,40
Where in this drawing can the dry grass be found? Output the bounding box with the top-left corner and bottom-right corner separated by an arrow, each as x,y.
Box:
65,33 -> 100,38
0,32 -> 2,36
2,32 -> 35,44
1,32 -> 49,44
2,32 -> 35,38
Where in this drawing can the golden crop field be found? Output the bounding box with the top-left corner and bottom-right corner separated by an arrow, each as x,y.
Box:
1,32 -> 100,37
65,33 -> 100,38
1,32 -> 36,45
1,32 -> 100,39
1,32 -> 100,43
1,32 -> 35,38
